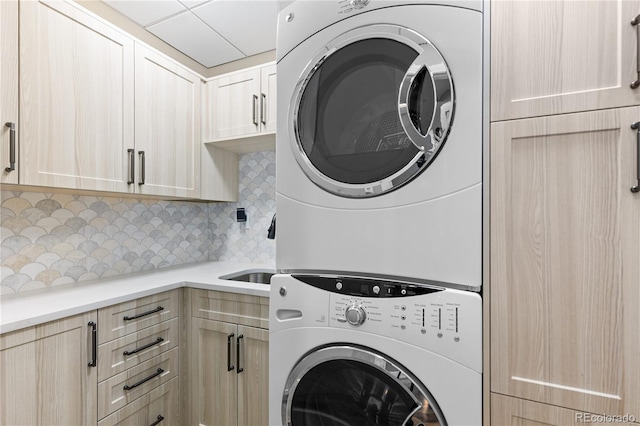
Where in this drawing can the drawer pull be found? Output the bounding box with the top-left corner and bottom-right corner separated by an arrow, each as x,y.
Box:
227,333 -> 235,371
123,306 -> 164,321
150,415 -> 165,426
123,337 -> 164,356
123,368 -> 164,391
5,122 -> 16,172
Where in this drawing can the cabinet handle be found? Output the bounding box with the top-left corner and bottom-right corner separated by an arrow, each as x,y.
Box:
88,321 -> 97,367
4,122 -> 16,172
631,122 -> 640,193
138,150 -> 145,185
236,334 -> 244,374
123,306 -> 164,321
127,149 -> 135,185
260,93 -> 267,125
123,337 -> 164,356
227,333 -> 235,371
252,95 -> 259,126
150,415 -> 164,426
632,15 -> 640,89
123,368 -> 164,391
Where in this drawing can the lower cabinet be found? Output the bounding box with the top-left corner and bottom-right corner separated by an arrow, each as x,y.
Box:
0,311 -> 98,425
189,290 -> 269,426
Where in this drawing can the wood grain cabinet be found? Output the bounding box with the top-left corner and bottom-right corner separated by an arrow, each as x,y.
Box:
0,0 -> 18,185
19,0 -> 135,192
203,63 -> 276,153
491,0 -> 640,121
187,290 -> 269,426
0,311 -> 98,425
490,107 -> 640,419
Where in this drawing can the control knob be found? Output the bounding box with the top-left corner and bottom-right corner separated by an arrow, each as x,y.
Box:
345,304 -> 366,326
350,0 -> 369,9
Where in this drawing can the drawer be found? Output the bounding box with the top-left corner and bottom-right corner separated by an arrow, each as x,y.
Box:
98,347 -> 179,420
99,290 -> 181,343
98,377 -> 179,426
191,289 -> 268,329
98,317 -> 179,381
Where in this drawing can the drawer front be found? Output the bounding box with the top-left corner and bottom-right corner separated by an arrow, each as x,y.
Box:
99,290 -> 181,343
192,289 -> 268,329
98,347 -> 179,420
98,377 -> 179,426
98,318 -> 179,381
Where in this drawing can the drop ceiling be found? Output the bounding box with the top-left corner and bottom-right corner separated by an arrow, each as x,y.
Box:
102,0 -> 289,68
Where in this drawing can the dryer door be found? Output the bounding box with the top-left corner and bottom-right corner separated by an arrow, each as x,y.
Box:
282,345 -> 446,426
291,24 -> 454,198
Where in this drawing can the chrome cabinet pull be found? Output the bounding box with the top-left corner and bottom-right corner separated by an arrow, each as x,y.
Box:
123,306 -> 164,321
150,415 -> 164,426
123,368 -> 164,391
631,122 -> 640,193
227,333 -> 235,371
236,334 -> 244,374
88,321 -> 97,367
127,149 -> 135,185
5,122 -> 16,172
138,150 -> 145,185
123,337 -> 164,356
632,15 -> 640,89
252,95 -> 259,126
260,93 -> 267,125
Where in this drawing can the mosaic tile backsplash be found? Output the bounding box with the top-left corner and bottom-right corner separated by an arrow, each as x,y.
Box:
1,151 -> 276,294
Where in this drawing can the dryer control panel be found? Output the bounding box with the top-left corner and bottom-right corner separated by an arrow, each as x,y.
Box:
292,274 -> 482,372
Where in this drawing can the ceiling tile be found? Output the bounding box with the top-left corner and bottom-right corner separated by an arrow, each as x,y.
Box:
146,11 -> 245,67
103,0 -> 186,26
192,1 -> 277,57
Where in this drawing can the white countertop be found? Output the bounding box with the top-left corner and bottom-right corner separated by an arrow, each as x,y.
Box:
0,260 -> 274,334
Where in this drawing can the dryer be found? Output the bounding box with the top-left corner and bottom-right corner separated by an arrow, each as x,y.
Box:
276,0 -> 486,291
269,273 -> 482,425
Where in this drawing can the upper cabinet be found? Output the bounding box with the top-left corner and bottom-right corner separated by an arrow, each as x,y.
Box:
19,0 -> 135,192
0,0 -> 18,185
134,44 -> 201,198
203,63 -> 276,153
491,0 -> 640,121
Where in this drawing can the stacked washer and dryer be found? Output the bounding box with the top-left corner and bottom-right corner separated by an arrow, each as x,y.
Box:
270,1 -> 487,425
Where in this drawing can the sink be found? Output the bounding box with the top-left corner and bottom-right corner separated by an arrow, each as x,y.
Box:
219,269 -> 276,284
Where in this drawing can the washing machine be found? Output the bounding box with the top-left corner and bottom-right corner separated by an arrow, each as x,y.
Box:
276,0 -> 486,291
269,273 -> 482,425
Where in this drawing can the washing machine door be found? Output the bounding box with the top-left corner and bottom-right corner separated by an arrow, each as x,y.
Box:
291,24 -> 454,198
282,345 -> 446,426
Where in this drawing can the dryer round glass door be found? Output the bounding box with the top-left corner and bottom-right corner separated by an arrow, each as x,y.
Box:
282,345 -> 446,426
292,24 -> 454,198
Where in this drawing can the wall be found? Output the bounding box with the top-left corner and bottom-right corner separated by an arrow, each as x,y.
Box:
0,151 -> 275,295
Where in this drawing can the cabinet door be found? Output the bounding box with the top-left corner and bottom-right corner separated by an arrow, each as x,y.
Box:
135,44 -> 201,198
237,325 -> 269,426
1,0 -> 18,184
0,311 -> 98,425
19,0 -> 134,192
209,68 -> 261,140
492,1 -> 640,121
191,318 -> 238,426
260,64 -> 277,133
491,107 -> 640,417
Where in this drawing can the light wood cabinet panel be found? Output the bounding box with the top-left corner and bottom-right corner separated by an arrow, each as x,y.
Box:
491,107 -> 640,418
191,317 -> 238,426
491,393 -> 640,426
237,325 -> 269,426
98,377 -> 180,426
491,0 -> 640,121
191,289 -> 269,329
19,0 -> 135,192
0,311 -> 98,425
135,43 -> 201,198
260,64 -> 277,134
1,0 -> 18,185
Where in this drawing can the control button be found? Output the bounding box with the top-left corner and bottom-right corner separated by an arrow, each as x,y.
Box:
345,304 -> 366,326
401,306 -> 406,311
337,318 -> 347,323
454,336 -> 460,342
401,289 -> 407,295
350,0 -> 369,9
372,285 -> 380,295
421,329 -> 426,334
437,332 -> 443,338
400,325 -> 406,330
336,282 -> 343,290
401,315 -> 406,321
